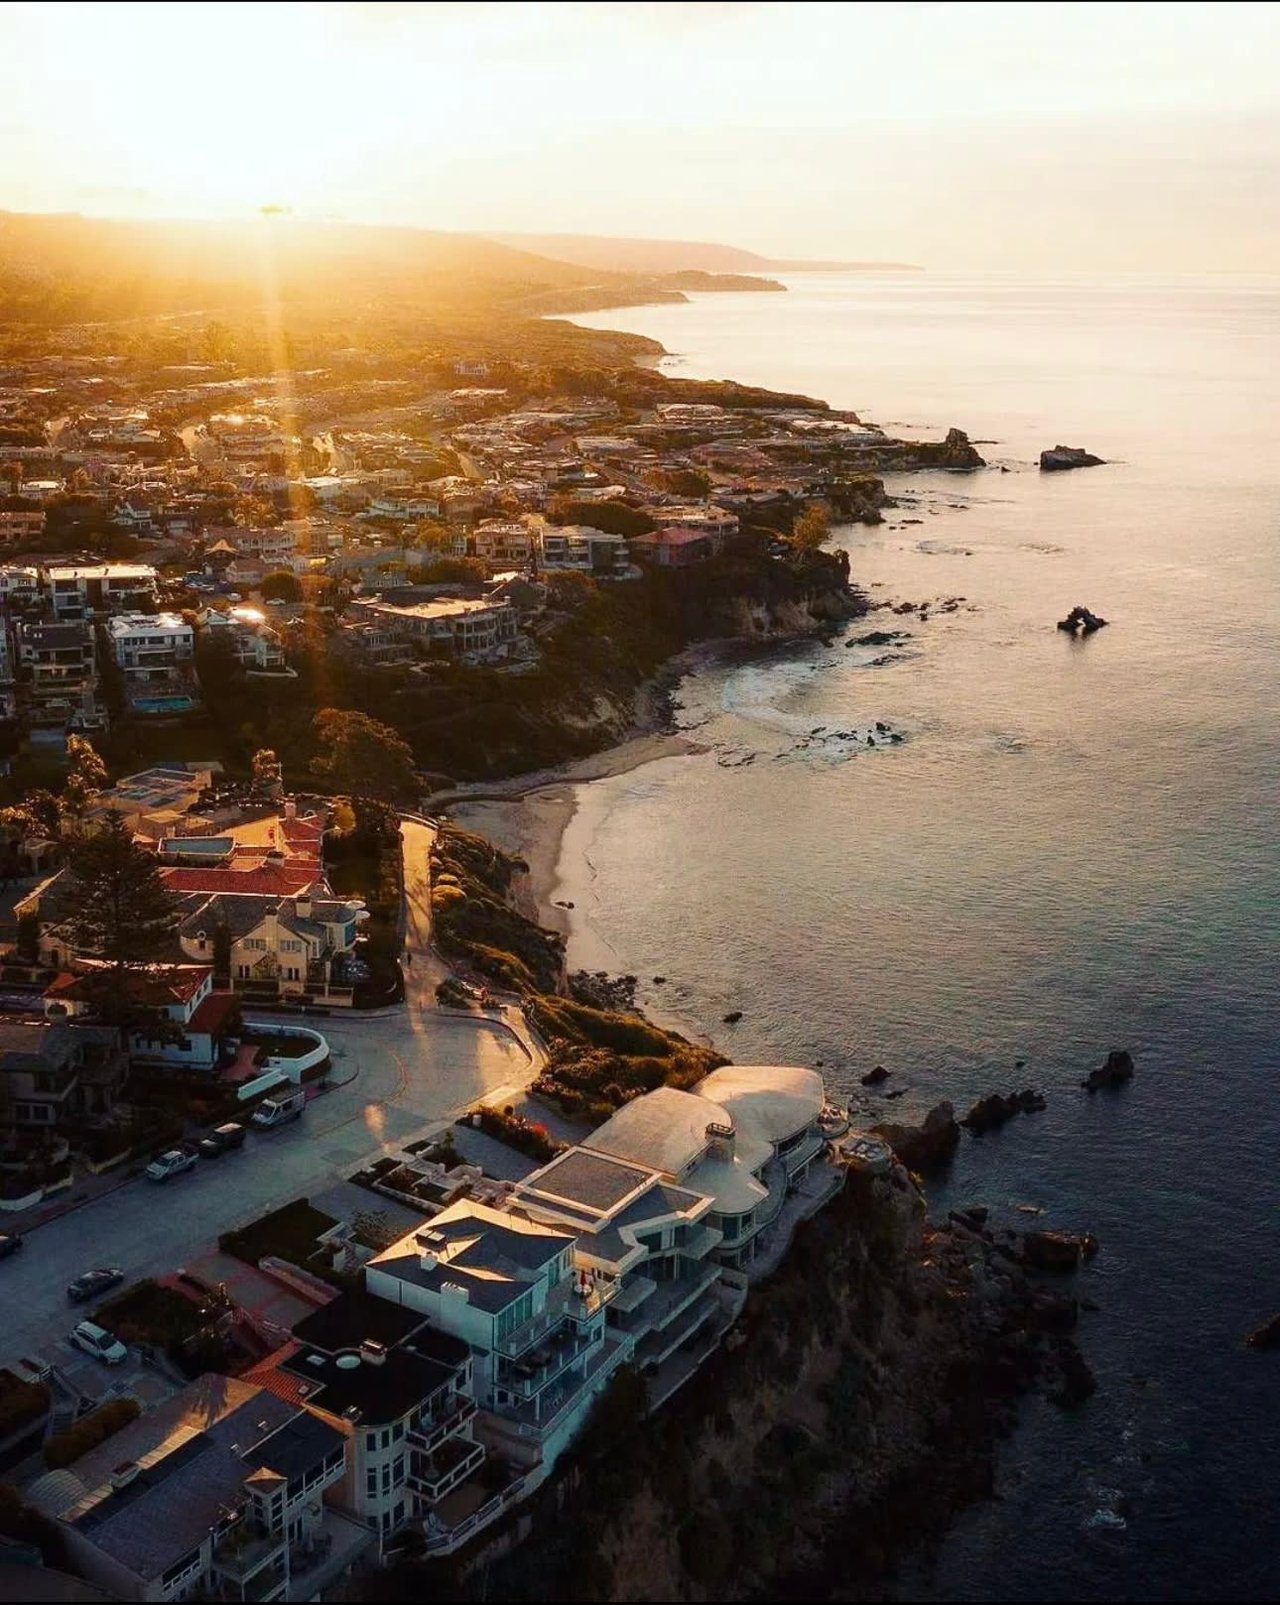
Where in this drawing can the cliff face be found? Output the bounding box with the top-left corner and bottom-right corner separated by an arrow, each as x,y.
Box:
408,1163 -> 1087,1603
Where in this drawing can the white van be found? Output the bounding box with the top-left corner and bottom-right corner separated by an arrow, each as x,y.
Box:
251,1089 -> 306,1129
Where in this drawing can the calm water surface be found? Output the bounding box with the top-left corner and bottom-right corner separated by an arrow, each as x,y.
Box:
565,276 -> 1280,1601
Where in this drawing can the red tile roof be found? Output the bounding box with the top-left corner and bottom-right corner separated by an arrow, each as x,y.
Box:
188,989 -> 241,1035
241,1343 -> 312,1406
160,865 -> 317,896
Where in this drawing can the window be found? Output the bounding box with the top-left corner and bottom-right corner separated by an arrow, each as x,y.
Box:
495,1289 -> 535,1342
366,1429 -> 380,1451
366,1469 -> 379,1496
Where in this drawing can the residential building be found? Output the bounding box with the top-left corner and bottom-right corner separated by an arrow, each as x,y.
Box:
512,1146 -> 735,1408
17,620 -> 101,733
105,613 -> 195,682
198,607 -> 291,675
246,1292 -> 508,1555
0,564 -> 41,604
366,1201 -> 629,1480
346,595 -> 519,660
0,1017 -> 125,1128
177,889 -> 366,1007
646,503 -> 738,551
45,964 -> 240,1074
629,528 -> 715,568
534,523 -> 629,575
27,1375 -> 366,1603
472,520 -> 533,572
585,1065 -> 839,1278
205,526 -> 299,565
0,510 -> 45,543
42,564 -> 158,620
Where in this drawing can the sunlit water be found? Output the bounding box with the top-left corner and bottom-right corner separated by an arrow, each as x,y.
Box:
564,276 -> 1280,1601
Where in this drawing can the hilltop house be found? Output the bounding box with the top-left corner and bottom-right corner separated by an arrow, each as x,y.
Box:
45,963 -> 240,1073
178,889 -> 366,1007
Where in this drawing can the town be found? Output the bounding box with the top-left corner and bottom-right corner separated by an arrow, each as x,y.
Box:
0,283 -> 974,1600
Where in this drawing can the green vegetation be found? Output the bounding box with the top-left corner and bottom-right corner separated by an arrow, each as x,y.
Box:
469,1106 -> 559,1163
260,570 -> 302,603
311,708 -> 418,803
43,1397 -> 141,1470
93,1278 -> 215,1349
61,812 -> 182,1029
431,823 -> 723,1121
219,1198 -> 339,1269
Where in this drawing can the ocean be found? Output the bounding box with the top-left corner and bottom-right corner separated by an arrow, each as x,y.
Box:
561,275 -> 1280,1601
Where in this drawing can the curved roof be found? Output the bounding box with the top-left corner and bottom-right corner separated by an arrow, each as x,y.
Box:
26,1469 -> 88,1516
696,1065 -> 825,1146
586,1086 -> 733,1178
688,1155 -> 769,1217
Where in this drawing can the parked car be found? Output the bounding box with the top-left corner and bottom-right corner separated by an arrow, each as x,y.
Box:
67,1267 -> 126,1304
251,1090 -> 306,1129
145,1148 -> 198,1183
69,1321 -> 128,1366
198,1121 -> 246,1158
0,1233 -> 23,1259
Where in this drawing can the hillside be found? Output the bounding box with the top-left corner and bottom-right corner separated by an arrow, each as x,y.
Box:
484,230 -> 922,274
0,212 -> 672,327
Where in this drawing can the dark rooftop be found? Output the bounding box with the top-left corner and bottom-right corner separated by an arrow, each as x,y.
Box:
292,1289 -> 429,1355
280,1339 -> 462,1427
521,1149 -> 654,1217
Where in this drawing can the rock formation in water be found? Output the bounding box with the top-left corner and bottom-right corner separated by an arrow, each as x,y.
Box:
1057,603 -> 1108,634
1245,1313 -> 1280,1351
1021,1228 -> 1100,1272
961,1088 -> 1047,1133
1040,444 -> 1106,471
872,1099 -> 961,1172
1082,1048 -> 1135,1091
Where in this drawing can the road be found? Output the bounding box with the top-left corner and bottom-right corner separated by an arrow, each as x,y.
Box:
0,820 -> 544,1392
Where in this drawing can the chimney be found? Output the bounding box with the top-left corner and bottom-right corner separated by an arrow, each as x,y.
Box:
359,1339 -> 387,1367
285,799 -> 297,821
295,889 -> 312,920
705,1120 -> 736,1161
419,1251 -> 438,1273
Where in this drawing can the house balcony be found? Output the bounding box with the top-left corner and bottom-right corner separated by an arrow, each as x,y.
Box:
633,1287 -> 725,1372
419,1463 -> 528,1556
407,1434 -> 486,1503
778,1126 -> 827,1177
495,1277 -> 616,1360
497,1328 -> 594,1401
617,1260 -> 721,1344
283,1510 -> 375,1599
494,1334 -> 629,1441
212,1523 -> 288,1597
406,1395 -> 476,1455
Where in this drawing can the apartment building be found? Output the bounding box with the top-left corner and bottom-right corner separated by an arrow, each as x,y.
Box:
17,619 -> 102,732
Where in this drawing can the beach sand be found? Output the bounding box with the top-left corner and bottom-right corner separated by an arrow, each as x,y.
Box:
448,731 -> 703,942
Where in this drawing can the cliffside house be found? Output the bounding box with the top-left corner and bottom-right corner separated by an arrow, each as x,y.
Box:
346,595 -> 519,661
26,1375 -> 365,1603
44,963 -> 240,1074
105,612 -> 194,682
245,1291 -> 502,1556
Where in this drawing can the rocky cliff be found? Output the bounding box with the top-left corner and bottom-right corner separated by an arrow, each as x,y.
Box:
389,1161 -> 1090,1602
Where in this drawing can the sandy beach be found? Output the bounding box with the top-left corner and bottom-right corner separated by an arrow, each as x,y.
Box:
447,730 -> 704,944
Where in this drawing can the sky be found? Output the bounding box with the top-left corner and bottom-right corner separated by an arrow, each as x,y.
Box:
1,0 -> 1278,271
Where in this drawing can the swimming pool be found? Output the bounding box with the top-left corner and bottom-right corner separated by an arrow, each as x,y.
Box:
131,695 -> 197,715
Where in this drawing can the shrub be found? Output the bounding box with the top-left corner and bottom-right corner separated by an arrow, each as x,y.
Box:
43,1398 -> 140,1470
0,1374 -> 50,1438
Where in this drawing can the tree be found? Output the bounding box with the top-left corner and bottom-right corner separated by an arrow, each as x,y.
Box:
547,498 -> 655,539
60,735 -> 107,828
62,812 -> 181,1025
791,500 -> 832,551
311,709 -> 416,803
260,571 -> 302,603
251,748 -> 283,793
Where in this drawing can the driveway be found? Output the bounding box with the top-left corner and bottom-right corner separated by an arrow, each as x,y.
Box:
0,818 -> 544,1389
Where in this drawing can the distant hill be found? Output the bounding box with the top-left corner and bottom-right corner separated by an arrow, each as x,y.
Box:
484,232 -> 922,275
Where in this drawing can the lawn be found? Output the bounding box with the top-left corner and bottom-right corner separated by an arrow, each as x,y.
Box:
93,1279 -> 213,1347
219,1198 -> 339,1269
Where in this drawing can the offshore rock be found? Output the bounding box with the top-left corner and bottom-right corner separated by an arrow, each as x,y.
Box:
1057,603 -> 1108,634
1244,1313 -> 1280,1351
872,1100 -> 960,1174
1083,1048 -> 1135,1092
1040,444 -> 1106,471
1022,1228 -> 1100,1272
961,1088 -> 1046,1133
861,1064 -> 892,1087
